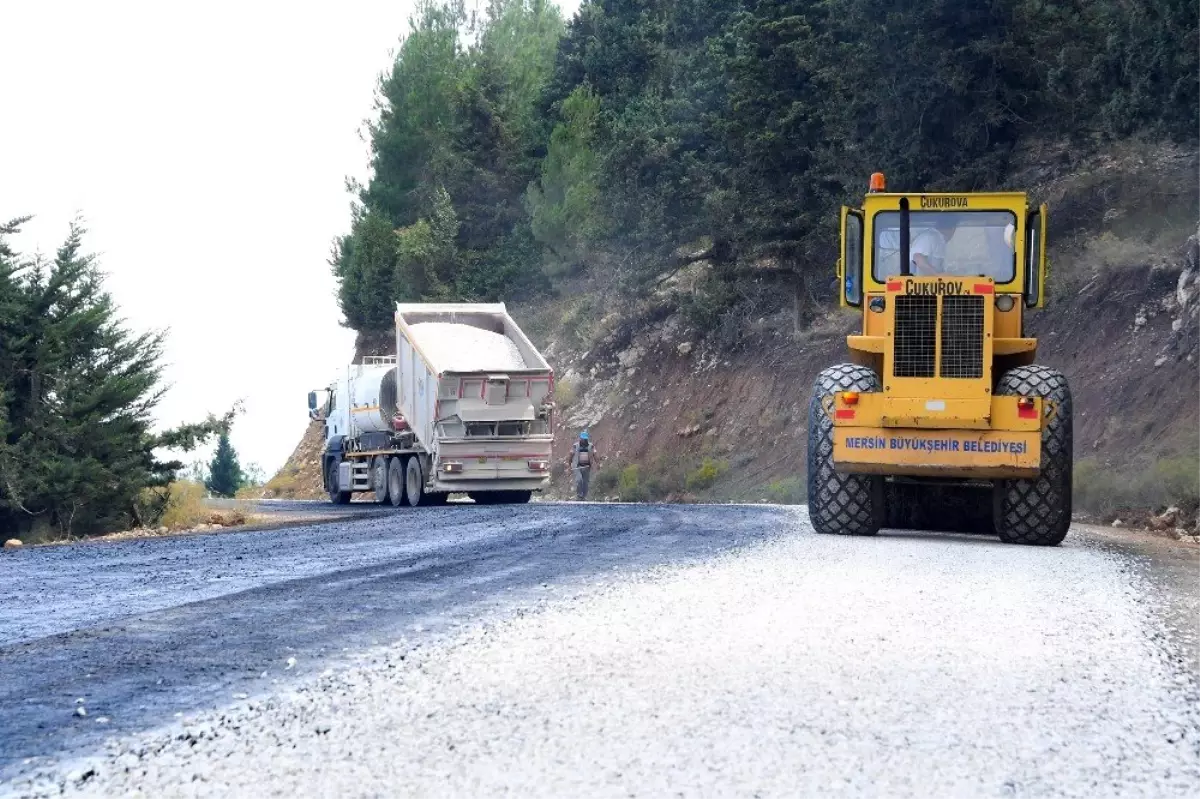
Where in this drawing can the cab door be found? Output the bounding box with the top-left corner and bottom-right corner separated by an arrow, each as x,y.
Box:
1025,204 -> 1048,308
840,207 -> 865,308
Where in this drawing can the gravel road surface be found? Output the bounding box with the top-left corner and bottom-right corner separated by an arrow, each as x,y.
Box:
1,503 -> 1196,798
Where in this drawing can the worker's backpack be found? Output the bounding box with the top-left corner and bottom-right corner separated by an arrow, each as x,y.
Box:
577,439 -> 592,466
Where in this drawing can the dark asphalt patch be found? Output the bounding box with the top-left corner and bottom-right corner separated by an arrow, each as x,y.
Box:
0,503 -> 789,780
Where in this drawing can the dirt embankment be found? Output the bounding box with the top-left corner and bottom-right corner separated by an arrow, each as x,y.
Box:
545,144 -> 1198,504
272,141 -> 1199,518
261,419 -> 328,499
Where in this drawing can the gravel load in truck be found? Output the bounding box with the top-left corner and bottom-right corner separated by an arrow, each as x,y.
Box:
407,322 -> 527,372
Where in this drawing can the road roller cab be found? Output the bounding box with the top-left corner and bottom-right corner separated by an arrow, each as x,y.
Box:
807,173 -> 1073,545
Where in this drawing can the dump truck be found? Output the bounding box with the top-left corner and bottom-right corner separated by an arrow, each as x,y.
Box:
807,172 -> 1071,545
308,303 -> 555,506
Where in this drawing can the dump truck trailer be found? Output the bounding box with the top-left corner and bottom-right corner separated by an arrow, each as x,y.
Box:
808,172 -> 1072,545
309,303 -> 555,506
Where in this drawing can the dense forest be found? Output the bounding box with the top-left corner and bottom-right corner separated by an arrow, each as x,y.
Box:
334,0 -> 1197,342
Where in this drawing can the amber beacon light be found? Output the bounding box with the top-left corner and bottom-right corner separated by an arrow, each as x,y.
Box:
869,172 -> 886,192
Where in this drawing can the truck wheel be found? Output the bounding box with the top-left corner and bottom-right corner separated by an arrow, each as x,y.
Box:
327,460 -> 351,505
371,456 -> 389,503
387,457 -> 406,507
994,365 -> 1073,546
806,363 -> 884,536
405,456 -> 427,507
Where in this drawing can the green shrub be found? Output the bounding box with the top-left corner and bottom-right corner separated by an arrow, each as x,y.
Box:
685,458 -> 728,491
558,295 -> 601,346
1075,456 -> 1200,517
593,466 -> 620,495
766,476 -> 806,505
555,378 -> 579,409
618,465 -> 649,502
1155,457 -> 1200,512
1073,458 -> 1113,514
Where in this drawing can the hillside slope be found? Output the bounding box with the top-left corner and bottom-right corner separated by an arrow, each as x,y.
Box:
261,420 -> 326,500
273,143 -> 1199,518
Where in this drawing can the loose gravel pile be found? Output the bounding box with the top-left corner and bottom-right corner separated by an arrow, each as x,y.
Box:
407,322 -> 525,372
32,521 -> 1200,799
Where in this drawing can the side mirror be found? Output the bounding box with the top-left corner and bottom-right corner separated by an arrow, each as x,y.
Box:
308,390 -> 327,421
840,207 -> 865,308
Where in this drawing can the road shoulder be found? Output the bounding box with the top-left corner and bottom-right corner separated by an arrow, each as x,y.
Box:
1075,522 -> 1199,678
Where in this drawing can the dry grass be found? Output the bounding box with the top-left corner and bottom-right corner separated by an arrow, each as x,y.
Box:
261,421 -> 328,500
1055,231 -> 1176,281
153,481 -> 249,530
235,484 -> 265,500
1013,138 -> 1199,284
158,481 -> 210,530
262,469 -> 302,498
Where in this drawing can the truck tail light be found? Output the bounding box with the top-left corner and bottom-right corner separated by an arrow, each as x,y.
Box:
841,391 -> 859,405
527,460 -> 549,472
441,461 -> 463,474
1017,397 -> 1037,419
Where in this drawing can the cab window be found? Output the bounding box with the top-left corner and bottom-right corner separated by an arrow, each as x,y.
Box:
873,210 -> 1018,283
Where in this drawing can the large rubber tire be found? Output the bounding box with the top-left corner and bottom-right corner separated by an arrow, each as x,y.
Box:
327,460 -> 351,505
994,365 -> 1073,546
806,363 -> 884,536
371,456 -> 389,503
387,456 -> 406,507
405,456 -> 426,507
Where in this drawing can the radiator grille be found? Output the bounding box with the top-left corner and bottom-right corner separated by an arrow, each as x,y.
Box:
891,294 -> 986,379
893,296 -> 937,377
939,295 -> 985,378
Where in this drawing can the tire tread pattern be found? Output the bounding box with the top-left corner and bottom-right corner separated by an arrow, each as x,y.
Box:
995,365 -> 1073,546
807,363 -> 882,536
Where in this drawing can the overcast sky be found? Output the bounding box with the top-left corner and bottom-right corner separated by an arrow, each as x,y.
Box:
2,0 -> 581,476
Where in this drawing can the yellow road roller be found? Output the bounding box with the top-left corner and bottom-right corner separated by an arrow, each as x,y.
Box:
807,173 -> 1071,545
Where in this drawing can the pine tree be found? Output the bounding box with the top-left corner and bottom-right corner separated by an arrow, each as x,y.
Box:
0,219 -> 232,538
205,433 -> 244,498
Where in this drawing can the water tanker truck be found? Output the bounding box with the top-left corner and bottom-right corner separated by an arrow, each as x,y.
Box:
308,303 -> 555,506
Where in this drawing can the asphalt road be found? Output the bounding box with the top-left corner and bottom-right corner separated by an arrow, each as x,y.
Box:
1,503 -> 1197,797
